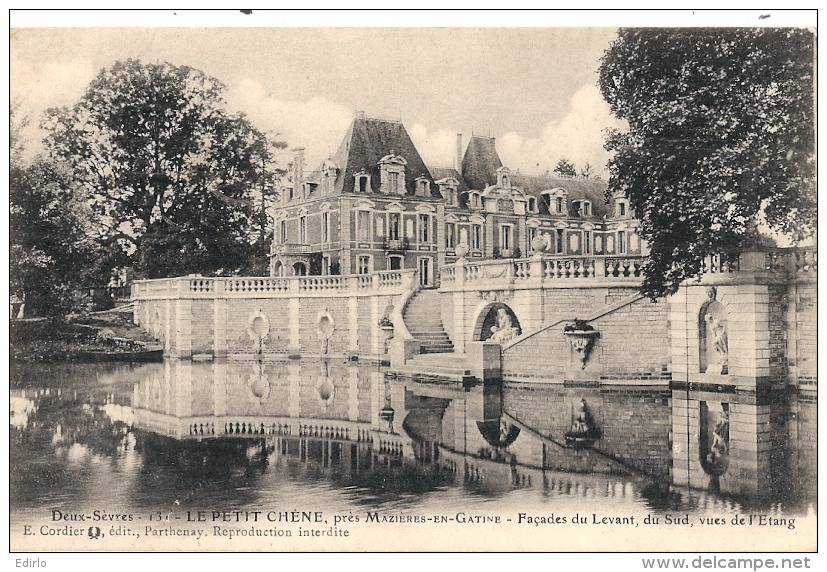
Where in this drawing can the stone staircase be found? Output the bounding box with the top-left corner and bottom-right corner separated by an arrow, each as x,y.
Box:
403,289 -> 454,354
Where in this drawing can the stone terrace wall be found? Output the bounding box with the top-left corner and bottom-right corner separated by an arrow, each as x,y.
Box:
132,272 -> 412,361
501,295 -> 671,383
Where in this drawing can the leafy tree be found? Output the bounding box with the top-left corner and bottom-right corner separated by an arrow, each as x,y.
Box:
43,59 -> 285,278
553,157 -> 577,178
10,157 -> 104,316
599,28 -> 816,298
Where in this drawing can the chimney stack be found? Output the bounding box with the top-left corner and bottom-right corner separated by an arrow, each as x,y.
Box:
454,133 -> 463,172
292,147 -> 305,199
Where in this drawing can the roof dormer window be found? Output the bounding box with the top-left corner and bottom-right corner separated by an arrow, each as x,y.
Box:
378,151 -> 407,195
415,176 -> 431,198
469,192 -> 481,209
355,172 -> 370,193
527,196 -> 537,213
581,200 -> 592,217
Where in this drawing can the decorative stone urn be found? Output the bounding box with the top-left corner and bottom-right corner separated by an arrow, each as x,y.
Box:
455,241 -> 470,260
531,234 -> 547,253
563,319 -> 599,369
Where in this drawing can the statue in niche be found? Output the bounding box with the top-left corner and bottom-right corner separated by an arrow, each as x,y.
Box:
708,409 -> 730,463
705,312 -> 728,367
570,400 -> 593,437
489,308 -> 519,344
565,399 -> 597,449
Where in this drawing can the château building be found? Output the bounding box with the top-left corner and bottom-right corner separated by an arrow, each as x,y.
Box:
270,112 -> 646,285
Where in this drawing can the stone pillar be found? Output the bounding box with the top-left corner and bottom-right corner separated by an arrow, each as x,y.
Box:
370,281 -> 381,360
348,295 -> 359,355
174,298 -> 193,359
288,293 -> 300,358
517,217 -> 527,256
213,295 -> 228,359
340,200 -> 352,275
485,214 -> 495,258
164,299 -> 172,354
727,284 -> 771,383
453,259 -> 466,353
436,204 -> 446,270
466,341 -> 502,383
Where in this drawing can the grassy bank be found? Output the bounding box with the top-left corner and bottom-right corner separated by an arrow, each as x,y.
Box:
10,307 -> 162,362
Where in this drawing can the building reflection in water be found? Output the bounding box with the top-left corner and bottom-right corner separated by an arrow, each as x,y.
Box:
9,359 -> 815,516
119,359 -> 814,511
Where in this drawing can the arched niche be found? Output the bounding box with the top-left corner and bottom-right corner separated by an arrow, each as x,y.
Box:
472,302 -> 521,344
699,286 -> 728,374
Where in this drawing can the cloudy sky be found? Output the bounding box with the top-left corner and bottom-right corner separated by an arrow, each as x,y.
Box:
10,11 -> 808,176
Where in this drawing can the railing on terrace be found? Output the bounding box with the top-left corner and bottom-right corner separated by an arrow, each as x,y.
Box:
438,248 -> 816,290
382,238 -> 410,251
445,254 -> 647,285
132,269 -> 415,299
274,243 -> 311,254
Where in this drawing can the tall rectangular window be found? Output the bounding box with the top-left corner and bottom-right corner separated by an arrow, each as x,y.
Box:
321,212 -> 330,243
619,202 -> 626,216
446,224 -> 456,249
501,225 -> 512,250
583,231 -> 592,254
618,231 -> 626,254
358,255 -> 371,275
280,220 -> 286,244
556,197 -> 563,213
299,216 -> 307,244
527,227 -> 536,252
418,214 -> 430,243
389,172 -> 399,194
357,211 -> 370,242
388,212 -> 400,240
556,229 -> 564,253
471,224 -> 482,250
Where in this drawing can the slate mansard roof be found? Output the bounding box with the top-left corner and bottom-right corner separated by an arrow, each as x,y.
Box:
305,116 -> 609,214
323,116 -> 439,198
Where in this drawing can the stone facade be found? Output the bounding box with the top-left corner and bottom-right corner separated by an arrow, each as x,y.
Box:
270,113 -> 646,285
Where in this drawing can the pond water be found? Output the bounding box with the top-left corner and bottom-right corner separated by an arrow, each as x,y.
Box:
9,360 -> 817,552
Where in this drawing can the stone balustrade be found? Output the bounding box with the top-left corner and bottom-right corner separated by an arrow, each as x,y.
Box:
133,269 -> 416,301
439,248 -> 816,293
439,254 -> 647,292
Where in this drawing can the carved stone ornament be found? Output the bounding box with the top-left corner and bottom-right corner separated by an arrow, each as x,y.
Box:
477,290 -> 513,302
563,329 -> 600,369
248,309 -> 270,354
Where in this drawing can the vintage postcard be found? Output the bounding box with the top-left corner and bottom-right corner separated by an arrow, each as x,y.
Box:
8,10 -> 818,557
